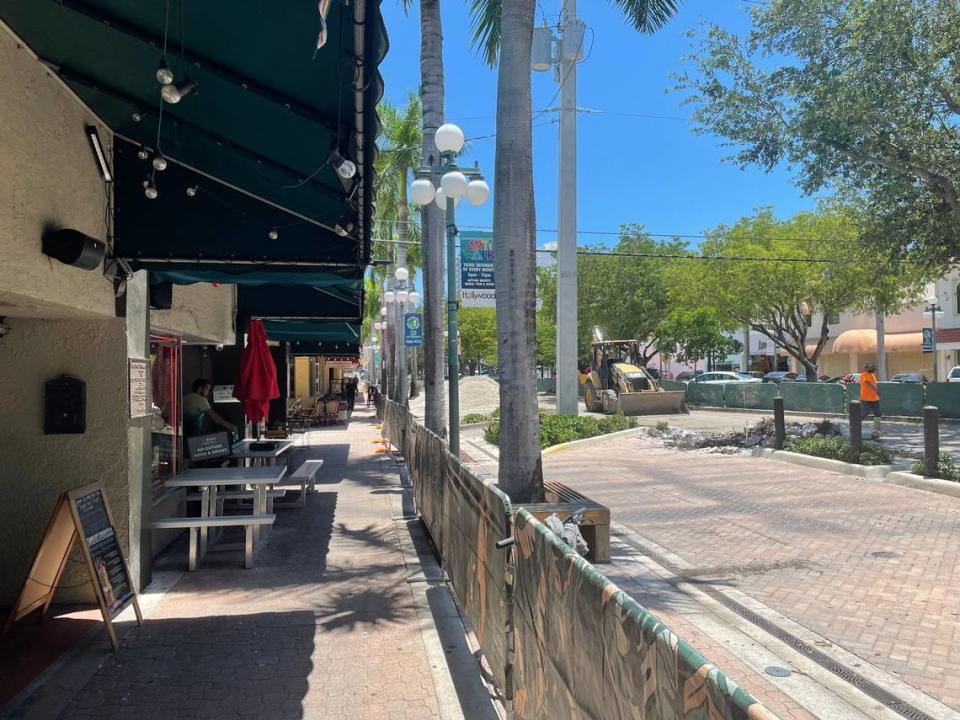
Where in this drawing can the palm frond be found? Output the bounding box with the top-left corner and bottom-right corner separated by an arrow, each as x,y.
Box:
608,0 -> 681,33
468,0 -> 502,67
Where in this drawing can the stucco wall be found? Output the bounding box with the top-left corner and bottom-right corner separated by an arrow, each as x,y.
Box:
151,283 -> 236,345
0,31 -> 115,320
0,318 -> 130,606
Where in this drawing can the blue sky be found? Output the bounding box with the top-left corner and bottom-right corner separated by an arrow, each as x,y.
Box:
377,0 -> 816,250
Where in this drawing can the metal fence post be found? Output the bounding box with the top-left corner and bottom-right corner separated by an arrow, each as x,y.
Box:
773,396 -> 785,450
849,400 -> 862,464
924,405 -> 940,477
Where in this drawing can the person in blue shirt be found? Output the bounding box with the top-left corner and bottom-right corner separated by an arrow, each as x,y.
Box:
182,378 -> 237,437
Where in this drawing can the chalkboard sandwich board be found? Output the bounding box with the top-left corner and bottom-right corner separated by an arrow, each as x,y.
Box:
3,482 -> 142,651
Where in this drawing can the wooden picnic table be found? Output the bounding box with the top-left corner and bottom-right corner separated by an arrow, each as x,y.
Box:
165,466 -> 288,550
229,439 -> 294,466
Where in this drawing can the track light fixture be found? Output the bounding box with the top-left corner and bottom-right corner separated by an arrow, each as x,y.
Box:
161,77 -> 197,104
329,150 -> 356,179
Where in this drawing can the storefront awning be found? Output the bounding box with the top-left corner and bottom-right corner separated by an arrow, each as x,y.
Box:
288,341 -> 360,357
259,319 -> 360,344
1,0 -> 387,267
832,329 -> 922,353
238,284 -> 361,322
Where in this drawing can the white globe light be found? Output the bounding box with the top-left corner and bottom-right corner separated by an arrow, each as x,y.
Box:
396,289 -> 409,303
441,171 -> 468,199
374,322 -> 381,331
435,123 -> 465,153
380,306 -> 387,316
466,178 -> 490,206
395,267 -> 409,282
408,290 -> 420,306
926,294 -> 938,305
410,178 -> 436,206
384,290 -> 396,304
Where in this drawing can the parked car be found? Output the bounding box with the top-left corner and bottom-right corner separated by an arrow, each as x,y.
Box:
690,371 -> 762,384
888,372 -> 929,384
675,370 -> 696,382
645,367 -> 661,380
825,373 -> 861,384
762,371 -> 798,383
948,366 -> 960,383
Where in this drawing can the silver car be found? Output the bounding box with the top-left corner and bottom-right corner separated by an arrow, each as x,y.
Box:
690,371 -> 762,384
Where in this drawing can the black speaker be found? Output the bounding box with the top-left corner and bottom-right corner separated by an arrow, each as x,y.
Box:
41,228 -> 105,270
150,281 -> 173,309
45,375 -> 86,434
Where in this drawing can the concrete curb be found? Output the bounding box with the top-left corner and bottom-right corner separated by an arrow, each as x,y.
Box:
541,426 -> 647,456
751,448 -> 894,479
883,471 -> 960,498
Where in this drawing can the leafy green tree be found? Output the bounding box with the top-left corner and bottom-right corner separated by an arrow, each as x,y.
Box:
538,227 -> 685,368
535,310 -> 556,369
458,308 -> 499,373
654,308 -> 741,368
675,0 -> 960,263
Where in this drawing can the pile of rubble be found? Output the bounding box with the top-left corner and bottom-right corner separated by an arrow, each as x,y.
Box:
648,417 -> 849,453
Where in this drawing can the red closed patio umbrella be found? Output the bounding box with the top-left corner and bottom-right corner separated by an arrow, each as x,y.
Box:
234,319 -> 279,432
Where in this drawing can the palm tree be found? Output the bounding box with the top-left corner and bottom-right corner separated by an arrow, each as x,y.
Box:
469,0 -> 681,501
375,94 -> 423,403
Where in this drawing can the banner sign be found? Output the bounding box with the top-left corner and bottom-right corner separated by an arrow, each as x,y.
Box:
324,356 -> 359,369
460,231 -> 495,308
404,313 -> 423,347
923,327 -> 934,351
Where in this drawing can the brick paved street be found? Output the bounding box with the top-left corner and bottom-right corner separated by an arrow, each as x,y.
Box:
49,409 -> 489,720
541,434 -> 960,713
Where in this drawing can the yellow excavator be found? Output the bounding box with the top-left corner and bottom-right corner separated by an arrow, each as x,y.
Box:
579,339 -> 687,415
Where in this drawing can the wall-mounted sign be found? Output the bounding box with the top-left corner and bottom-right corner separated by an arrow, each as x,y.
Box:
212,384 -> 239,404
128,358 -> 150,418
404,313 -> 423,347
923,327 -> 934,351
460,231 -> 495,308
324,356 -> 359,369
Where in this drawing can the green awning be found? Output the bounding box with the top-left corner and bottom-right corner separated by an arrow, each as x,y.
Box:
238,284 -> 361,322
260,319 -> 361,344
2,0 -> 387,265
288,341 -> 361,357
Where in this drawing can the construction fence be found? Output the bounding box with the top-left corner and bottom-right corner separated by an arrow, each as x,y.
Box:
677,381 -> 960,418
381,400 -> 778,720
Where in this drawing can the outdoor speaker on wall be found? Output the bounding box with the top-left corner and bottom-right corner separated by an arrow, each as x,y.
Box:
150,282 -> 173,310
41,228 -> 105,270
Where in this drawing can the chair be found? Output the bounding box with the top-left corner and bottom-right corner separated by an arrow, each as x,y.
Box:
321,399 -> 339,426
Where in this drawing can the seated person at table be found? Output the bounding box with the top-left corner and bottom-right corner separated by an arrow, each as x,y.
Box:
183,378 -> 237,437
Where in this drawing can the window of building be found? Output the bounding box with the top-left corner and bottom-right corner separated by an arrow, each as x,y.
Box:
827,311 -> 840,325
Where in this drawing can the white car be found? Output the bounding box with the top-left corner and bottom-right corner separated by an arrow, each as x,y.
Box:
947,366 -> 960,383
689,371 -> 762,384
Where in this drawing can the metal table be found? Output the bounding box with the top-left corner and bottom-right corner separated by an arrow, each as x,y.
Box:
165,466 -> 287,550
229,439 -> 294,467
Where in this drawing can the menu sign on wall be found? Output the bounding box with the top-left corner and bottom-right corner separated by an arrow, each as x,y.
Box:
128,357 -> 150,418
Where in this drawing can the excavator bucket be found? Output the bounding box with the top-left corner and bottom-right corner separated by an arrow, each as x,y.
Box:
615,390 -> 688,416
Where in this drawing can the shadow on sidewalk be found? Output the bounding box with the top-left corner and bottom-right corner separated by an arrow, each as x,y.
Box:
58,611 -> 316,720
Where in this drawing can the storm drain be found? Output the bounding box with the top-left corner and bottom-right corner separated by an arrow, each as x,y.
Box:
613,532 -> 939,720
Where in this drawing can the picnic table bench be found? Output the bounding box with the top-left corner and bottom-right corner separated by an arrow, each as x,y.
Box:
152,515 -> 275,570
518,481 -> 610,563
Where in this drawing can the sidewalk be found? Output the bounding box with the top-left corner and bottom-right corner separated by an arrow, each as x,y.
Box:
5,408 -> 499,720
461,426 -> 960,720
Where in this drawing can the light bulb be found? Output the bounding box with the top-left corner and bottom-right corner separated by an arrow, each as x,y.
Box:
441,170 -> 468,199
152,155 -> 168,171
161,79 -> 196,104
268,229 -> 279,240
137,149 -> 149,161
395,267 -> 409,282
336,159 -> 357,179
380,306 -> 387,316
186,185 -> 198,197
144,180 -> 158,199
410,177 -> 436,206
466,178 -> 490,206
156,63 -> 174,85
384,290 -> 396,304
408,291 -> 420,306
396,289 -> 409,303
132,112 -> 143,122
435,123 -> 465,153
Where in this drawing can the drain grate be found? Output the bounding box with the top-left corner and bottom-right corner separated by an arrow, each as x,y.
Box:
614,532 -> 939,720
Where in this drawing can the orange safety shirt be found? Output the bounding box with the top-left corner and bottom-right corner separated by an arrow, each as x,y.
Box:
860,371 -> 879,402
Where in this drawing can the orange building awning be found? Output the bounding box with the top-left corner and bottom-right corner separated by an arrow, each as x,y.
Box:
831,329 -> 922,354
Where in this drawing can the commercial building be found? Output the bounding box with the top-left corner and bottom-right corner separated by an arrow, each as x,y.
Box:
0,2 -> 385,608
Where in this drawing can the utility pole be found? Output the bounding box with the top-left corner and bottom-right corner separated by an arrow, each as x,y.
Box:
534,3 -> 584,416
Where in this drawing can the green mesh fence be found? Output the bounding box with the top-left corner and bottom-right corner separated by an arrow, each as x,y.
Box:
723,382 -> 778,410
779,382 -> 845,413
925,382 -> 960,418
659,379 -> 688,393
686,383 -> 725,408
512,509 -> 778,720
875,383 -> 924,417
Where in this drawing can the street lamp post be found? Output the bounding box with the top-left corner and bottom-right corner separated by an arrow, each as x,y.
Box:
378,306 -> 388,394
410,123 -> 489,456
386,267 -> 420,407
924,294 -> 944,381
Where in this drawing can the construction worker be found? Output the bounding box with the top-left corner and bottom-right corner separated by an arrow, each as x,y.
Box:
859,362 -> 882,438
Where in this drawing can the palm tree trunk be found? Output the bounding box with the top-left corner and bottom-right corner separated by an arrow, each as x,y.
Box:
379,271 -> 390,396
409,266 -> 420,398
395,203 -> 409,403
420,0 -> 447,436
494,0 -> 543,503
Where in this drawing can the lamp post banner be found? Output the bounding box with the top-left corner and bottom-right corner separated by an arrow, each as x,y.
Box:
405,313 -> 424,347
923,327 -> 934,351
460,231 -> 496,307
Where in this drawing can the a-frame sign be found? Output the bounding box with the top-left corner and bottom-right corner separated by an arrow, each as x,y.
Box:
3,482 -> 142,650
